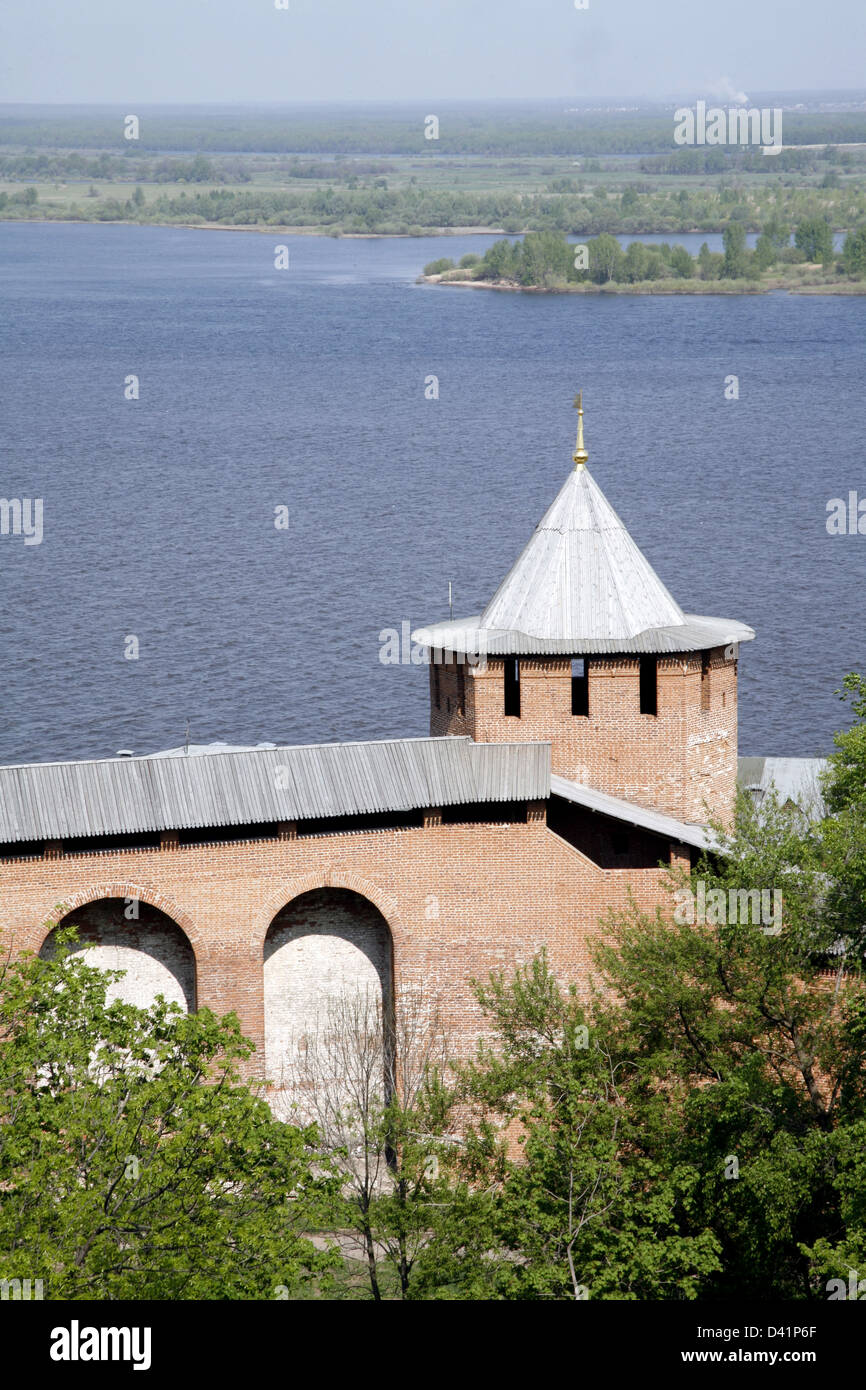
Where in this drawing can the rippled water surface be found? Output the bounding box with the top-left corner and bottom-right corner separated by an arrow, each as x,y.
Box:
0,222 -> 863,764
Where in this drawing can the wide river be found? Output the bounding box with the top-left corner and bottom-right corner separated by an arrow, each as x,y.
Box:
0,223 -> 863,765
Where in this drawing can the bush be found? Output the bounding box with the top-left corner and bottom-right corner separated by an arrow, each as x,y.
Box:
423,257 -> 455,276
670,245 -> 695,278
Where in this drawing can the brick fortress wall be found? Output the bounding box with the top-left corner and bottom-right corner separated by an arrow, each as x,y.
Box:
1,810 -> 681,1080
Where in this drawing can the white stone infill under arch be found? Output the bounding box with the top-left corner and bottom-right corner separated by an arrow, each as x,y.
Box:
40,898 -> 196,1013
263,887 -> 393,1116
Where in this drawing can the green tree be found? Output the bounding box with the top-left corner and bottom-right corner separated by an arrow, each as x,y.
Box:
589,682 -> 866,1299
188,154 -> 215,182
753,233 -> 776,271
415,954 -> 721,1300
824,674 -> 866,813
763,215 -> 790,251
670,245 -> 695,278
423,257 -> 455,276
0,929 -> 336,1300
588,232 -> 624,283
722,221 -> 748,277
642,249 -> 668,281
794,217 -> 834,264
419,674 -> 866,1300
697,241 -> 723,280
479,238 -> 519,281
622,241 -> 649,282
841,227 -> 866,278
518,230 -> 573,287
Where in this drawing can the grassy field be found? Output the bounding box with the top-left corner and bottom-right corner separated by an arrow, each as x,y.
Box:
6,151 -> 866,201
3,104 -> 866,240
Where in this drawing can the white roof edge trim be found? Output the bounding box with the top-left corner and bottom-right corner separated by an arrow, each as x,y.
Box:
0,734 -> 479,775
411,613 -> 756,656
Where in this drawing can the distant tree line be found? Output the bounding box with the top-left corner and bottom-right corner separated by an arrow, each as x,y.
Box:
640,144 -> 861,176
4,106 -> 866,157
426,218 -> 866,287
0,151 -> 395,185
6,176 -> 866,245
0,152 -> 249,184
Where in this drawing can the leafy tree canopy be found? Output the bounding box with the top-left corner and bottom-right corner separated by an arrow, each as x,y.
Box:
0,931 -> 337,1300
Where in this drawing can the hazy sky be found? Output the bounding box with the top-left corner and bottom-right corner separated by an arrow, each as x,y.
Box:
1,0 -> 863,105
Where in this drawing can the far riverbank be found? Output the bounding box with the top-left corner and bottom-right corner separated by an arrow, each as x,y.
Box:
419,271 -> 866,295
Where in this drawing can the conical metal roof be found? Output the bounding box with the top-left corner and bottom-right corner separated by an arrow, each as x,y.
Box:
479,462 -> 686,642
412,400 -> 755,658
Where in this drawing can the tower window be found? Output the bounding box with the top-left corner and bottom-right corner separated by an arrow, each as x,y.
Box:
504,658 -> 521,717
700,653 -> 711,712
456,664 -> 465,715
433,663 -> 441,710
639,656 -> 657,716
571,658 -> 589,716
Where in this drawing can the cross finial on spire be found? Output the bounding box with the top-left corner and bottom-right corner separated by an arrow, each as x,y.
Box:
573,391 -> 588,468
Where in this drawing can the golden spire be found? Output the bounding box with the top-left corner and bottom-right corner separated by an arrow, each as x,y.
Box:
573,391 -> 588,468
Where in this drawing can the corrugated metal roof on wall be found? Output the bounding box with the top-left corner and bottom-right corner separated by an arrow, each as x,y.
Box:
737,756 -> 828,821
0,737 -> 551,844
550,773 -> 715,851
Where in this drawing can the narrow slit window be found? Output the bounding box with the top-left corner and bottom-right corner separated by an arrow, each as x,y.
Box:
504,658 -> 521,717
433,663 -> 441,709
571,657 -> 589,716
700,653 -> 711,712
456,664 -> 465,715
639,655 -> 657,716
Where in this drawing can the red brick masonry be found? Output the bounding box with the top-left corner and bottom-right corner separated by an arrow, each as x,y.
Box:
2,811 -> 679,1069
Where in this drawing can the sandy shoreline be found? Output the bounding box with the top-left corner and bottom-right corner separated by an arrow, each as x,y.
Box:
0,217 -> 511,239
419,273 -> 866,297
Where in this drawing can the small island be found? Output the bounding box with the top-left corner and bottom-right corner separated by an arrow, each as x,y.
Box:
421,224 -> 866,295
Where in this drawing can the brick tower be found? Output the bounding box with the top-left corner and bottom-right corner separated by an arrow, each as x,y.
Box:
412,398 -> 755,828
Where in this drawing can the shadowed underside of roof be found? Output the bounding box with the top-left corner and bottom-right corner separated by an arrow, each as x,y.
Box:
0,737 -> 550,844
550,774 -> 715,851
548,757 -> 832,853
